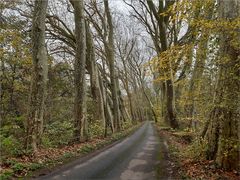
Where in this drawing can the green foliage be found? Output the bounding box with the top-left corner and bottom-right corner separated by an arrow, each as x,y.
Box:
3,159 -> 17,166
0,169 -> 14,180
122,120 -> 132,130
0,135 -> 23,157
78,144 -> 94,154
88,120 -> 104,138
219,137 -> 240,158
62,152 -> 74,159
43,121 -> 73,147
28,163 -> 43,171
0,162 -> 43,180
95,141 -> 109,149
185,138 -> 208,159
41,136 -> 53,148
12,162 -> 26,173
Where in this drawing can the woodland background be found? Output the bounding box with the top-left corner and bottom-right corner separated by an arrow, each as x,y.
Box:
0,0 -> 239,179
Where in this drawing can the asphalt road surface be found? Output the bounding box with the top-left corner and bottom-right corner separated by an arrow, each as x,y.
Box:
38,121 -> 166,180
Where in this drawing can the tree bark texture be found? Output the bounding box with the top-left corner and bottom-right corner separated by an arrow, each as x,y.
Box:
26,0 -> 48,152
70,0 -> 87,142
187,38 -> 208,129
205,0 -> 240,170
147,0 -> 178,128
86,21 -> 106,134
104,0 -> 121,131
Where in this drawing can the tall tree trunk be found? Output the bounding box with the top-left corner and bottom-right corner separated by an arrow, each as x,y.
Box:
100,58 -> 115,134
104,0 -> 121,131
116,76 -> 130,122
26,0 -> 48,152
98,71 -> 114,135
205,0 -> 240,170
123,79 -> 135,122
160,82 -> 166,119
121,58 -> 135,122
165,79 -> 178,128
140,79 -> 157,122
106,91 -> 116,132
188,38 -> 208,129
187,5 -> 214,129
86,21 -> 106,133
147,0 -> 178,128
70,0 -> 87,142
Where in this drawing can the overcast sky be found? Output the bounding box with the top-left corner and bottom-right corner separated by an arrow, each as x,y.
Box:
110,0 -> 131,13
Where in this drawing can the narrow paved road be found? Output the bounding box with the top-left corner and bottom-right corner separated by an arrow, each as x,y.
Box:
39,121 -> 164,180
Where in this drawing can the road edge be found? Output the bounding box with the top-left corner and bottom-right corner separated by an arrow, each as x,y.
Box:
30,122 -> 145,179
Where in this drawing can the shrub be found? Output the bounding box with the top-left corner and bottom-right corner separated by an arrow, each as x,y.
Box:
0,169 -> 14,180
78,144 -> 94,154
185,137 -> 208,159
28,163 -> 43,171
88,120 -> 104,138
43,121 -> 73,147
122,120 -> 132,130
12,163 -> 26,173
0,135 -> 23,157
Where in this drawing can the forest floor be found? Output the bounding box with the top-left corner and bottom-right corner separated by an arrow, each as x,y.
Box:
0,123 -> 142,180
156,125 -> 239,180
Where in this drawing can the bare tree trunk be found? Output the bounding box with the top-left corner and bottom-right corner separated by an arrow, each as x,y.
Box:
86,21 -> 106,134
26,0 -> 48,152
126,89 -> 134,121
122,77 -> 135,122
104,0 -> 121,131
116,76 -> 130,122
160,82 -> 166,119
121,62 -> 135,122
100,59 -> 115,135
165,79 -> 178,128
139,79 -> 157,122
117,41 -> 135,122
106,90 -> 115,133
70,0 -> 87,142
205,0 -> 240,170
